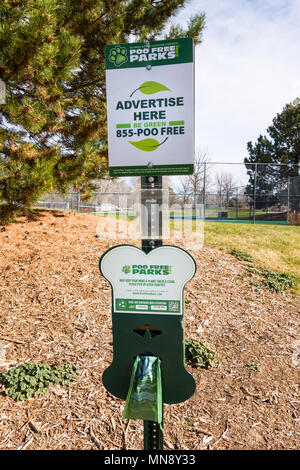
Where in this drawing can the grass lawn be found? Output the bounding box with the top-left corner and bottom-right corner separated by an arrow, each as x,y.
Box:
204,222 -> 300,285
170,208 -> 268,219
204,208 -> 265,219
92,212 -> 300,289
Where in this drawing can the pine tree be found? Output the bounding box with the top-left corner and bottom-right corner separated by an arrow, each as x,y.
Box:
244,99 -> 300,210
0,0 -> 206,222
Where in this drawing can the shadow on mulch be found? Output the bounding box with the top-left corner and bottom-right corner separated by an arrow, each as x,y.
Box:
26,209 -> 67,221
2,209 -> 66,226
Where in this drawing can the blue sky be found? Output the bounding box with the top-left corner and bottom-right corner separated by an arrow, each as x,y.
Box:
175,0 -> 300,185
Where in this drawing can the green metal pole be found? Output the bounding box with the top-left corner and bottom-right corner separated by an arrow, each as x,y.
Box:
144,415 -> 163,450
141,175 -> 164,450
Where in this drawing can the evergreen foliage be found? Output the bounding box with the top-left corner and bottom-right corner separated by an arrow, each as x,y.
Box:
0,1 -> 206,222
244,100 -> 300,210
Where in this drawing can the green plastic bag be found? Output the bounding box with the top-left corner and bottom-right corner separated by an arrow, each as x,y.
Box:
122,354 -> 162,425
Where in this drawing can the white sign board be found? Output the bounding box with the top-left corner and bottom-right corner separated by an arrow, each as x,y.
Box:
100,245 -> 196,315
105,38 -> 195,176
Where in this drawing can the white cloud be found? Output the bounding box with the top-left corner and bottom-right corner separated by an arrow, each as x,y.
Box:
175,0 -> 300,184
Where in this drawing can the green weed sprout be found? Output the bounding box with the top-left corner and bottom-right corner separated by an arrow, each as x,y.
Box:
0,361 -> 79,401
185,338 -> 219,369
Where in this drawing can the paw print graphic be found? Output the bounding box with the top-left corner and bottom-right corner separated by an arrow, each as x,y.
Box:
109,46 -> 128,66
122,265 -> 131,274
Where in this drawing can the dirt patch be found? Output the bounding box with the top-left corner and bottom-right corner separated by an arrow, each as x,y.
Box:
0,210 -> 299,450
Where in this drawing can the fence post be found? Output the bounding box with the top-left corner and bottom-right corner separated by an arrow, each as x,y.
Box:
253,163 -> 257,224
203,162 -> 206,219
287,176 -> 290,223
77,191 -> 81,213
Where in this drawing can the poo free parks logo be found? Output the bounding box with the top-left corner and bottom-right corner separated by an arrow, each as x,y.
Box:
108,46 -> 129,67
100,245 -> 196,315
105,38 -> 195,177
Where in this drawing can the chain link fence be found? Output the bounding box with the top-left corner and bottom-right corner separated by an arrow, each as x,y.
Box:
34,163 -> 300,225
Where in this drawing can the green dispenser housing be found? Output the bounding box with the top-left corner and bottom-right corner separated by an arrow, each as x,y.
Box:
99,244 -> 196,404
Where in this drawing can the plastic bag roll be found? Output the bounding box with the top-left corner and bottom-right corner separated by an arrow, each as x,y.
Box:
122,354 -> 162,424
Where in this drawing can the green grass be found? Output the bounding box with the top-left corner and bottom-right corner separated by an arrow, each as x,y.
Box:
91,213 -> 299,290
204,208 -> 266,219
261,269 -> 295,293
204,222 -> 300,289
230,248 -> 255,263
93,211 -> 135,220
170,208 -> 267,219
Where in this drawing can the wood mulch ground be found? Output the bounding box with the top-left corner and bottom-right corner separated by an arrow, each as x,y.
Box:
0,210 -> 299,450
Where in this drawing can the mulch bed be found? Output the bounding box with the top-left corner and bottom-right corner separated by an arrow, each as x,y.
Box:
0,210 -> 299,450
